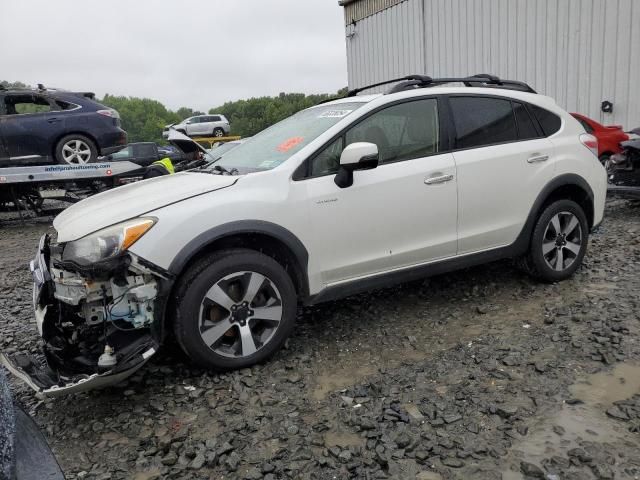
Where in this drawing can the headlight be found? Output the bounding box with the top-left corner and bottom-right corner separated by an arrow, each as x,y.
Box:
62,218 -> 156,265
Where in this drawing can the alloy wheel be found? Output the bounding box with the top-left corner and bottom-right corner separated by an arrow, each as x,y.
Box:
542,211 -> 583,272
198,271 -> 283,358
61,139 -> 92,164
214,129 -> 224,137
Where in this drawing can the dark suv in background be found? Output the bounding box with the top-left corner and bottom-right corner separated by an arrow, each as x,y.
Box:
0,86 -> 127,167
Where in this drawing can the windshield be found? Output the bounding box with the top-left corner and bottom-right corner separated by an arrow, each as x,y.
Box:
110,146 -> 131,160
204,102 -> 364,172
207,141 -> 241,159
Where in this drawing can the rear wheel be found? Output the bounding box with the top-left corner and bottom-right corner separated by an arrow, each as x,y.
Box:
55,135 -> 97,165
173,249 -> 297,370
519,199 -> 589,282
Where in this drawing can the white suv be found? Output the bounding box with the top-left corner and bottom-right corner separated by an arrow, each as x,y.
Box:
163,114 -> 231,138
1,75 -> 607,396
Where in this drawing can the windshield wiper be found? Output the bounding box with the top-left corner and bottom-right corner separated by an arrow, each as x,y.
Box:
210,165 -> 239,176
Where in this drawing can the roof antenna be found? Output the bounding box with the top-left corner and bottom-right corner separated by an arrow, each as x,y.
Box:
37,83 -> 45,91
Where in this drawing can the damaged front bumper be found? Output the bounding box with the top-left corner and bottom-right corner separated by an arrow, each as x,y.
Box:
0,234 -> 172,397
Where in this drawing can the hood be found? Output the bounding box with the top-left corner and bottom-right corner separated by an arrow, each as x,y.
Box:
54,172 -> 237,242
167,129 -> 212,158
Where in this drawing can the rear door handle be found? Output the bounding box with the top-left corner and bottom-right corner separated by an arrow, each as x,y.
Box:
527,154 -> 549,163
424,173 -> 454,185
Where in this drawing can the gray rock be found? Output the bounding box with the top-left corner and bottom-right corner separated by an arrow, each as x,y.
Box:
189,454 -> 205,470
161,452 -> 178,466
520,461 -> 545,478
606,405 -> 630,421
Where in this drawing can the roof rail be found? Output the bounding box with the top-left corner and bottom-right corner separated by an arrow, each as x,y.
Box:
346,74 -> 536,96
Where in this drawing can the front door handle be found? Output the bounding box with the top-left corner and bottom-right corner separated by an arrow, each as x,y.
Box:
424,173 -> 454,185
527,154 -> 549,163
47,118 -> 61,123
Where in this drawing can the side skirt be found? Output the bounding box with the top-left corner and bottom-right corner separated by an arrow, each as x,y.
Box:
305,243 -> 526,306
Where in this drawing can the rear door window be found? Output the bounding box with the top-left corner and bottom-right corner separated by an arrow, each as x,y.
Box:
449,96 -> 518,149
529,105 -> 562,136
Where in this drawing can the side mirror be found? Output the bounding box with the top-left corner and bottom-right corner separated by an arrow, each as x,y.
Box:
334,142 -> 379,188
106,154 -> 113,161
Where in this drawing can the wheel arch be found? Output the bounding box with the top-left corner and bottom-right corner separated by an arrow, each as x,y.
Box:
52,131 -> 99,160
516,173 -> 595,252
167,221 -> 310,300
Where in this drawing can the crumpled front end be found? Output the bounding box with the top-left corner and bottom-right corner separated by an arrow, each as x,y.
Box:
0,234 -> 172,397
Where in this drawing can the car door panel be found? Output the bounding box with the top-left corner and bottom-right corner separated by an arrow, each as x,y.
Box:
0,94 -> 61,164
305,153 -> 458,285
0,129 -> 8,164
448,95 -> 557,254
303,97 -> 458,285
454,139 -> 555,253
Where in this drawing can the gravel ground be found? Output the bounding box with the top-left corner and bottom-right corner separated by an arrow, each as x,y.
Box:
1,199 -> 640,480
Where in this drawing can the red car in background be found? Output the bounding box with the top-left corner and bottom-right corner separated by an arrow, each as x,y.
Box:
571,112 -> 629,162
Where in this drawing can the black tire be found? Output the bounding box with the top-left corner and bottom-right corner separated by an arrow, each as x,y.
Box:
519,199 -> 589,282
213,127 -> 225,137
173,249 -> 297,370
54,134 -> 97,165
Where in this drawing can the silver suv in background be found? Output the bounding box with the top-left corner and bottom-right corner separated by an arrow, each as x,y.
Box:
163,114 -> 230,138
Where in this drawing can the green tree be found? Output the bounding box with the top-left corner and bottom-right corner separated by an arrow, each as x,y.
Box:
209,90 -> 345,137
2,79 -> 348,143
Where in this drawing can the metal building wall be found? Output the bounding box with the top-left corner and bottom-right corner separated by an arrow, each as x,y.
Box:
344,0 -> 640,128
345,0 -> 425,94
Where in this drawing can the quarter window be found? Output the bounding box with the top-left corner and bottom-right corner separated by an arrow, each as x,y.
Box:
450,96 -> 518,149
513,102 -> 540,140
529,104 -> 562,137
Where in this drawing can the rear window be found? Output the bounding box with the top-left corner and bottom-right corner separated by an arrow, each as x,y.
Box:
450,96 -> 518,149
530,105 -> 562,136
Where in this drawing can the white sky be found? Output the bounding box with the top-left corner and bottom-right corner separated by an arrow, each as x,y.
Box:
0,0 -> 348,111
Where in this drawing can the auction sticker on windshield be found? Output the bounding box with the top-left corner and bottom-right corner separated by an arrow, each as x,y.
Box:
277,137 -> 304,152
319,109 -> 353,118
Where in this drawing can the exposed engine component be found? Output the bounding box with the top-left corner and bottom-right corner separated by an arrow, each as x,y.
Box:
50,265 -> 158,329
98,345 -> 117,368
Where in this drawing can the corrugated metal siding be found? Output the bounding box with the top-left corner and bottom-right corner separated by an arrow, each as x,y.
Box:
345,0 -> 425,94
345,0 -> 640,128
342,0 -> 409,24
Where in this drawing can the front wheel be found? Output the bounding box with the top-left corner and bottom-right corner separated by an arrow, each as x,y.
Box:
212,127 -> 225,137
519,199 -> 589,282
173,249 -> 297,370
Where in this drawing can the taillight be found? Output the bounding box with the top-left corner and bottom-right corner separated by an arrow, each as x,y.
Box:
580,133 -> 598,157
97,109 -> 120,119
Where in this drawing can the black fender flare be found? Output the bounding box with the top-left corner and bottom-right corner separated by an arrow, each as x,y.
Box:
513,173 -> 594,252
167,219 -> 310,285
